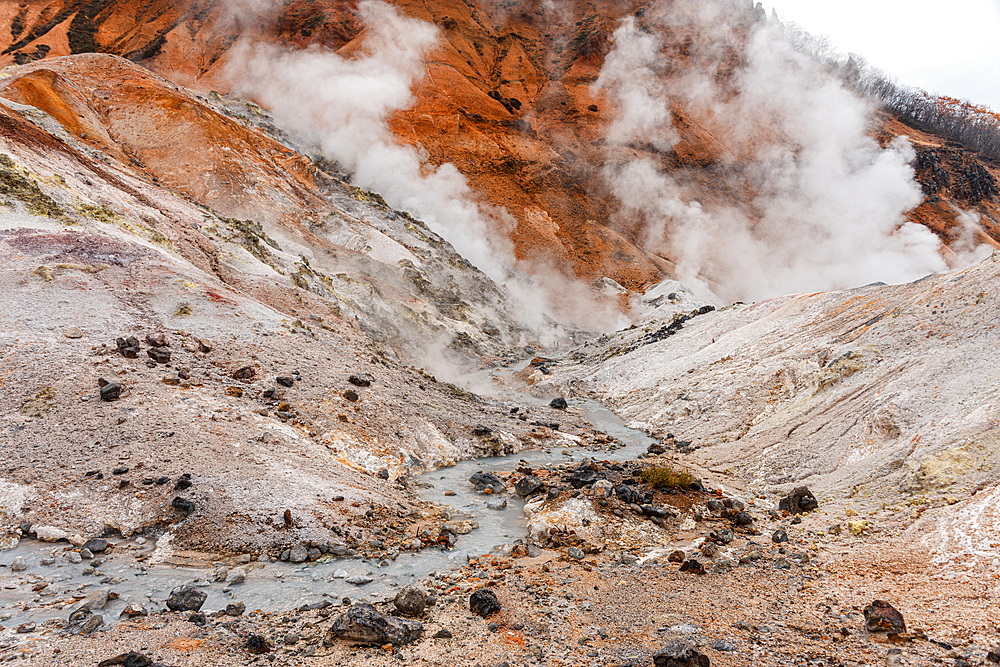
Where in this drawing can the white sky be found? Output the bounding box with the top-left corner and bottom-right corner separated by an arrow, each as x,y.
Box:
763,0 -> 1000,112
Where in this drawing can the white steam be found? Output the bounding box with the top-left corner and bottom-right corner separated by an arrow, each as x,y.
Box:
227,0 -> 625,337
594,6 -> 977,302
229,2 -> 510,281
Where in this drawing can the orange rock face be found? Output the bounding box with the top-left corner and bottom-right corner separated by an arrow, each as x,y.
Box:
0,0 -> 996,296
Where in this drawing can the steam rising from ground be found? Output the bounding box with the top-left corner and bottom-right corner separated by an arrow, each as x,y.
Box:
227,0 -> 627,338
594,2 -> 989,302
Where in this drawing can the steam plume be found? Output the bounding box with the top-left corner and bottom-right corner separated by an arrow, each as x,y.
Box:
594,3 -> 986,302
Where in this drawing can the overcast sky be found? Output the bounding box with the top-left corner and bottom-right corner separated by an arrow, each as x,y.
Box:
763,0 -> 1000,112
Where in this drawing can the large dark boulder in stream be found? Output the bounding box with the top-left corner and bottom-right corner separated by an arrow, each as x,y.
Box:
514,475 -> 543,497
164,585 -> 207,612
328,604 -> 423,646
469,471 -> 505,493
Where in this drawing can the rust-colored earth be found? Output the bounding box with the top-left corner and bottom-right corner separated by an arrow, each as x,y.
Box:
0,0 -> 997,292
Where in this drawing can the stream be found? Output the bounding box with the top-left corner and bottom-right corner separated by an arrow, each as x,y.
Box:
0,399 -> 657,634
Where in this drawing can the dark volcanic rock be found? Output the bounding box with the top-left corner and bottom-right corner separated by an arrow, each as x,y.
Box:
470,471 -> 505,493
614,484 -> 642,505
393,585 -> 428,616
348,373 -> 373,387
173,474 -> 192,490
514,475 -> 543,497
733,512 -> 753,526
145,333 -> 167,347
679,559 -> 705,575
276,375 -> 294,387
165,585 -> 207,612
568,468 -> 598,488
472,424 -> 492,436
470,589 -> 501,618
772,529 -> 788,543
328,603 -> 423,646
549,397 -> 567,409
232,365 -> 255,380
710,528 -> 734,544
147,348 -> 171,364
116,336 -> 140,358
343,389 -> 359,402
97,652 -> 152,667
171,497 -> 195,514
99,381 -> 121,401
226,601 -> 246,616
778,486 -> 818,514
246,634 -> 271,654
653,639 -> 711,667
864,600 -> 906,634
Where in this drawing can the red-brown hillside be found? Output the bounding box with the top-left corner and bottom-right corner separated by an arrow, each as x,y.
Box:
1,0 -> 997,291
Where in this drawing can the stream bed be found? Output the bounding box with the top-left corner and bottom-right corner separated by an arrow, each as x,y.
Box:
0,399 -> 657,634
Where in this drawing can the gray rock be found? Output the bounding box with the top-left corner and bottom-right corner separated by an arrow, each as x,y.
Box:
16,622 -> 35,633
165,585 -> 207,612
212,567 -> 229,582
226,601 -> 246,617
328,603 -> 423,646
11,556 -> 27,572
81,548 -> 94,560
228,569 -> 246,584
486,498 -> 508,510
289,545 -> 308,563
40,555 -> 55,566
567,547 -> 585,560
65,551 -> 83,564
346,575 -> 373,585
772,529 -> 788,543
284,632 -> 299,645
393,585 -> 428,616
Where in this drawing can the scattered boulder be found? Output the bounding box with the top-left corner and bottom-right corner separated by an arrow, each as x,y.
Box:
710,528 -> 734,544
864,600 -> 906,634
34,525 -> 69,542
486,498 -> 507,510
276,375 -> 295,387
549,397 -> 567,409
64,326 -> 83,339
174,474 -> 192,490
147,348 -> 171,364
116,336 -> 140,358
348,374 -> 373,387
97,652 -> 151,667
668,550 -> 685,563
472,424 -> 492,436
343,389 -> 359,402
289,544 -> 308,563
567,547 -> 585,560
653,639 -> 711,667
83,538 -> 109,553
470,472 -> 505,493
119,603 -> 147,619
232,365 -> 255,380
100,381 -> 122,401
328,603 -> 423,646
514,475 -> 543,497
11,556 -> 27,571
171,497 -> 195,515
226,601 -> 246,617
778,486 -> 818,514
733,512 -> 753,526
647,442 -> 666,455
470,588 -> 501,618
16,622 -> 35,633
165,585 -> 207,612
145,333 -> 168,347
568,466 -> 599,488
394,585 -> 428,616
246,634 -> 271,655
679,559 -> 705,575
772,529 -> 788,543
